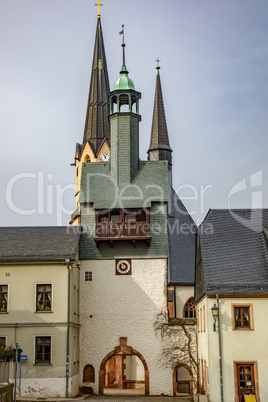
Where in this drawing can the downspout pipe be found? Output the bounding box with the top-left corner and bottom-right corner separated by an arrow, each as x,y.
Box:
65,258 -> 71,398
216,294 -> 224,402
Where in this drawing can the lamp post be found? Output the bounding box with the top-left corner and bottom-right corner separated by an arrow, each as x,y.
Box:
211,295 -> 223,402
65,258 -> 71,398
211,302 -> 219,332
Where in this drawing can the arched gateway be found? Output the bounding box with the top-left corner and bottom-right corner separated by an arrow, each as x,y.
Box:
99,337 -> 149,395
173,363 -> 194,397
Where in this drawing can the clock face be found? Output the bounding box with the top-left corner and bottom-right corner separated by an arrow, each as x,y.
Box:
99,152 -> 110,162
116,259 -> 131,275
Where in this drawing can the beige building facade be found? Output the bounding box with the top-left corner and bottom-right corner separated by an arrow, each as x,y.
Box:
195,209 -> 268,402
0,227 -> 80,398
197,295 -> 268,402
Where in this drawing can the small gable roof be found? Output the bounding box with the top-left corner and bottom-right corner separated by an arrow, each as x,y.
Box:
196,209 -> 268,300
0,226 -> 81,262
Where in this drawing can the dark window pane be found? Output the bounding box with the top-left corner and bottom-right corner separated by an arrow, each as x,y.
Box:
35,337 -> 51,364
136,210 -> 146,221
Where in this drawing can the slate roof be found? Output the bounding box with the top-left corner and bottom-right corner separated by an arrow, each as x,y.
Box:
83,17 -> 110,154
168,189 -> 196,284
0,226 -> 80,262
195,209 -> 268,301
79,160 -> 169,209
148,70 -> 172,153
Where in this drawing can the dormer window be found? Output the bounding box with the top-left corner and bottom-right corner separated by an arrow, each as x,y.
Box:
95,209 -> 151,247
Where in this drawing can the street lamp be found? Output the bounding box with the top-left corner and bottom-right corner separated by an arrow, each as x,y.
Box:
211,302 -> 219,332
211,298 -> 223,402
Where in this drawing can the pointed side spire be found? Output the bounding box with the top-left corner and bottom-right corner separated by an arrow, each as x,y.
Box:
147,63 -> 172,163
83,17 -> 110,154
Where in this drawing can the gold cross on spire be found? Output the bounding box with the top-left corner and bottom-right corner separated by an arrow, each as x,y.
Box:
95,0 -> 103,18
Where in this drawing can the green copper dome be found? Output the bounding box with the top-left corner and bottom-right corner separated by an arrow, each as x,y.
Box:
114,64 -> 135,90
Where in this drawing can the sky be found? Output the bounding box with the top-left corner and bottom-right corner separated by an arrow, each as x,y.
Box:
0,0 -> 267,227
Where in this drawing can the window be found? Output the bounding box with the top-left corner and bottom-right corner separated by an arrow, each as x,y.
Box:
77,335 -> 79,363
85,272 -> 92,281
183,297 -> 196,318
232,304 -> 254,330
203,306 -> 206,332
77,288 -> 80,315
74,286 -> 76,314
35,336 -> 51,364
204,360 -> 207,394
0,285 -> 8,312
36,284 -> 52,311
0,337 -> 6,347
110,210 -> 120,223
168,288 -> 175,319
95,209 -> 149,236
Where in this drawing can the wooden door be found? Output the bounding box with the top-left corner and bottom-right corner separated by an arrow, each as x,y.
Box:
104,356 -> 116,387
237,364 -> 255,401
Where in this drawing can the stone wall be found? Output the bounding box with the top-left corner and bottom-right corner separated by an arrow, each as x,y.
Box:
0,384 -> 13,402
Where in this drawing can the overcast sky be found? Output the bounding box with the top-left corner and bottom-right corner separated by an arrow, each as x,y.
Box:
0,0 -> 267,227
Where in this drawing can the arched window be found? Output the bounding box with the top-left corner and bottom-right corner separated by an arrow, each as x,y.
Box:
83,364 -> 95,383
84,155 -> 91,163
183,297 -> 196,318
159,151 -> 166,161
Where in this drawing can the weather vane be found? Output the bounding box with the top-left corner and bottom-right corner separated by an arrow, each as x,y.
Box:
95,0 -> 103,19
119,25 -> 126,65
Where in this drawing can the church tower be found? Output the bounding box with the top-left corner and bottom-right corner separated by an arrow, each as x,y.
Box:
147,64 -> 173,186
77,7 -> 197,397
109,28 -> 141,184
71,14 -> 110,225
82,16 -> 110,152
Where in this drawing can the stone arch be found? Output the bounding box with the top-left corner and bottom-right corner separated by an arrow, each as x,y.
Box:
99,337 -> 149,395
173,362 -> 193,397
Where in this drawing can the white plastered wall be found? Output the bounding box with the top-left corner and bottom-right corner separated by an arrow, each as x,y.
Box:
173,285 -> 194,318
197,296 -> 268,402
80,258 -> 174,395
125,355 -> 144,381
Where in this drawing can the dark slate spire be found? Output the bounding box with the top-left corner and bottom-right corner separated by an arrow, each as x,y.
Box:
83,17 -> 110,154
147,63 -> 172,165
